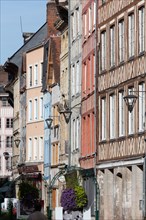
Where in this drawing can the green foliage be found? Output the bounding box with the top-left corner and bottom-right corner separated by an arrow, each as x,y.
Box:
18,181 -> 39,201
65,171 -> 78,189
74,185 -> 88,209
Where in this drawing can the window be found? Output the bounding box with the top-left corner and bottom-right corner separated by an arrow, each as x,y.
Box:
72,13 -> 76,40
110,94 -> 115,139
73,119 -> 76,151
101,98 -> 106,140
84,13 -> 87,36
34,64 -> 38,86
6,118 -> 13,128
128,13 -> 135,57
40,97 -> 43,119
89,6 -> 92,32
28,138 -> 32,160
101,31 -> 106,71
28,100 -> 32,121
29,66 -> 32,87
76,8 -> 80,35
76,117 -> 80,149
139,82 -> 145,131
119,91 -> 125,136
6,136 -> 13,148
34,98 -> 38,120
76,61 -> 80,94
128,87 -> 134,134
40,62 -> 43,84
34,137 -> 38,160
110,25 -> 115,67
119,20 -> 124,62
139,7 -> 145,53
93,2 -> 96,28
72,65 -> 75,96
83,63 -> 87,95
0,137 -> 1,147
39,137 -> 43,160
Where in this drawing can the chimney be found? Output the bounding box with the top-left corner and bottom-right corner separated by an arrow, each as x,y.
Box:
23,32 -> 34,44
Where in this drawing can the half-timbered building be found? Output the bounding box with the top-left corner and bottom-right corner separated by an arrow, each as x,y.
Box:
97,0 -> 146,219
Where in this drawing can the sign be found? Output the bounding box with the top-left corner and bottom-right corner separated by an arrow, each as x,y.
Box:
18,165 -> 39,174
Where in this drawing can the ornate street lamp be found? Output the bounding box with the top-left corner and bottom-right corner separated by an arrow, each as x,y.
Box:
59,109 -> 72,124
14,138 -> 21,148
3,152 -> 9,160
45,118 -> 53,129
124,93 -> 138,113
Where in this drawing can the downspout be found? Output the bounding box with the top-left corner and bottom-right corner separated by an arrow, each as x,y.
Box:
94,0 -> 100,220
68,0 -> 71,167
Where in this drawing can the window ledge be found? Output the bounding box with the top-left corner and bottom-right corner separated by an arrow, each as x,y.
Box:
118,61 -> 125,67
128,56 -> 135,62
138,51 -> 145,57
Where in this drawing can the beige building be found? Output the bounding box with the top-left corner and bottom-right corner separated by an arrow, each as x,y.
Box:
25,45 -> 45,199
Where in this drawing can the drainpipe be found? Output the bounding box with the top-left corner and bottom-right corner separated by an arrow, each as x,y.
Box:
94,0 -> 100,220
68,0 -> 71,167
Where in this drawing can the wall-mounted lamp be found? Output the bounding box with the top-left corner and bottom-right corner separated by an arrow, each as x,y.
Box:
14,138 -> 21,148
3,152 -> 9,160
59,109 -> 72,124
45,118 -> 53,129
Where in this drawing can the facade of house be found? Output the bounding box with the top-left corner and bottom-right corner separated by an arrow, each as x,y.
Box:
0,66 -> 13,179
97,0 -> 146,219
80,0 -> 97,217
69,0 -> 82,167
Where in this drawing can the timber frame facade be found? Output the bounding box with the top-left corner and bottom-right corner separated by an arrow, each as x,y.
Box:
97,0 -> 146,219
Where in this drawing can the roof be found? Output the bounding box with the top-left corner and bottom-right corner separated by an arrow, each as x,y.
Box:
8,22 -> 47,70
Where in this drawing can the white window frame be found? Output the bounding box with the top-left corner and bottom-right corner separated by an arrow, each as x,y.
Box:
76,8 -> 80,35
29,66 -> 32,87
110,25 -> 115,67
139,7 -> 145,53
34,98 -> 38,120
76,117 -> 80,149
84,63 -> 87,93
101,31 -> 106,71
34,137 -> 38,160
73,119 -> 76,151
72,65 -> 75,96
101,97 -> 106,140
89,6 -> 92,32
34,64 -> 38,86
28,100 -> 32,121
110,94 -> 115,139
40,97 -> 44,119
119,91 -> 125,136
119,20 -> 124,62
128,13 -> 135,57
84,13 -> 87,36
139,82 -> 145,132
128,88 -> 134,135
39,137 -> 43,160
76,61 -> 80,94
40,62 -> 43,84
93,2 -> 96,29
28,138 -> 32,161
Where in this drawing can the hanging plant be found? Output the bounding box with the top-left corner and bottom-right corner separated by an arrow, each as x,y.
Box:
74,185 -> 88,209
60,186 -> 88,211
60,188 -> 77,211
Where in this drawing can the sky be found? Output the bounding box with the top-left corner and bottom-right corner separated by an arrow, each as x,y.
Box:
0,0 -> 47,65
